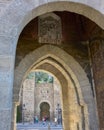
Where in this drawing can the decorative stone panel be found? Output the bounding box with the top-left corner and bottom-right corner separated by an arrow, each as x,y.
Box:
38,13 -> 62,44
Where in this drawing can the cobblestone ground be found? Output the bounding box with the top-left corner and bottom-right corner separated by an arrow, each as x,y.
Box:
17,122 -> 63,130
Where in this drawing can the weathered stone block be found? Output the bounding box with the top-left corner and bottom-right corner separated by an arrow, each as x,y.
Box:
0,85 -> 12,108
0,109 -> 11,130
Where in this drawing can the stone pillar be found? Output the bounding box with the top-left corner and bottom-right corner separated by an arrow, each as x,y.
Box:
11,103 -> 18,130
61,83 -> 70,130
0,55 -> 14,130
50,110 -> 54,121
89,31 -> 104,130
0,16 -> 18,129
62,109 -> 70,130
22,79 -> 35,123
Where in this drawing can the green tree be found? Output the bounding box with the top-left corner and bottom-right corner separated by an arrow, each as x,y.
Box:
35,72 -> 53,83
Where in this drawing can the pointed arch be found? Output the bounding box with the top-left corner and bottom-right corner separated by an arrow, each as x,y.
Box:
0,1 -> 104,52
14,45 -> 98,130
8,1 -> 104,39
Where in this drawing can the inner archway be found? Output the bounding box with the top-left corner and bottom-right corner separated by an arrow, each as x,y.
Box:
18,70 -> 62,124
40,102 -> 50,121
14,44 -> 98,130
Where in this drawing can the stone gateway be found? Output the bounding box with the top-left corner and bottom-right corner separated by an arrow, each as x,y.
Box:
0,0 -> 104,130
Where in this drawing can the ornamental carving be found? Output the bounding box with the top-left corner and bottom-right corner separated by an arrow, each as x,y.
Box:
38,13 -> 62,44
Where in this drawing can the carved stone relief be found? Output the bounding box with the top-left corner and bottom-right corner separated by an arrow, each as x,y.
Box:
38,13 -> 62,44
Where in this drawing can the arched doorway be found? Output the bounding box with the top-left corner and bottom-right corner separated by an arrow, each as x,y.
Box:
19,70 -> 62,123
40,102 -> 50,121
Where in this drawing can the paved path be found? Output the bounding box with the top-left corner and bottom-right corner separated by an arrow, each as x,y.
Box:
17,122 -> 63,130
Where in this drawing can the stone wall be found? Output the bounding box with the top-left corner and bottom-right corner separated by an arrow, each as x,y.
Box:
35,83 -> 54,120
22,79 -> 35,122
22,78 -> 61,122
90,32 -> 104,130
